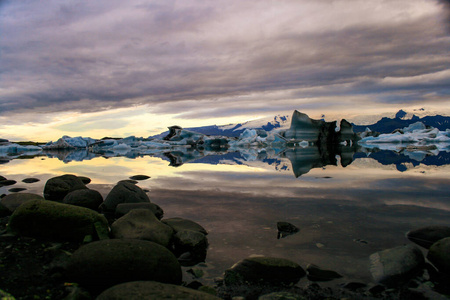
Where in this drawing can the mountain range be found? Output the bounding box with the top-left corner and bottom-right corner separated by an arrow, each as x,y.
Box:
151,109 -> 449,139
351,109 -> 450,133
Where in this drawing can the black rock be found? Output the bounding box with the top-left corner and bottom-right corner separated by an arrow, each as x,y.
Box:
8,188 -> 26,193
427,237 -> 450,275
100,181 -> 150,212
369,244 -> 425,287
63,189 -> 103,211
43,174 -> 87,201
306,264 -> 343,281
115,202 -> 163,219
277,221 -> 299,239
78,176 -> 91,184
129,175 -> 151,180
224,256 -> 306,286
0,180 -> 17,187
22,178 -> 40,184
407,226 -> 450,249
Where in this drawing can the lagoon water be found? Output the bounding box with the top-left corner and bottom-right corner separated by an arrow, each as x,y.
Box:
1,150 -> 449,287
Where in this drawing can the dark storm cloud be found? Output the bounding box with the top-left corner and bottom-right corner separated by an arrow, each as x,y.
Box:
0,0 -> 449,119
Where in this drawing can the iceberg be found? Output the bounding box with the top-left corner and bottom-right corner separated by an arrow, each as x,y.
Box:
358,122 -> 450,152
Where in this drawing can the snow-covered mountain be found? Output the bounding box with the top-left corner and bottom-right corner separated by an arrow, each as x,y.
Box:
352,109 -> 450,134
347,107 -> 447,126
150,114 -> 291,139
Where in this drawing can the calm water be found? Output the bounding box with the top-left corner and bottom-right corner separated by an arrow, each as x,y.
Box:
1,149 -> 449,287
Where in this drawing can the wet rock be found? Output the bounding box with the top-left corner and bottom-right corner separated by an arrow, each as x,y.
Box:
22,178 -> 40,184
306,264 -> 342,281
115,202 -> 163,219
96,281 -> 220,300
162,217 -> 208,235
369,244 -> 425,287
0,193 -> 44,213
63,189 -> 103,211
119,179 -> 138,184
174,230 -> 208,265
407,226 -> 450,249
224,256 -> 305,286
277,221 -> 299,239
8,187 -> 26,193
100,181 -> 150,212
258,292 -> 304,300
111,209 -> 173,248
78,176 -> 91,185
66,239 -> 182,292
43,174 -> 87,201
129,175 -> 150,181
427,237 -> 450,275
0,175 -> 6,181
0,179 -> 17,187
8,199 -> 109,241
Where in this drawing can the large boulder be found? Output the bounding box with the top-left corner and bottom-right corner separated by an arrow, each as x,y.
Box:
111,209 -> 173,248
63,189 -> 103,211
224,256 -> 305,286
162,217 -> 208,235
96,281 -> 220,300
427,237 -> 450,275
8,199 -> 109,241
66,239 -> 182,292
0,193 -> 44,213
407,226 -> 450,249
115,202 -> 163,219
100,181 -> 150,212
369,244 -> 425,287
43,174 -> 87,201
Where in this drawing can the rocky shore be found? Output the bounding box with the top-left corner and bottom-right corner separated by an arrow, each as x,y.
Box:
1,174 -> 449,299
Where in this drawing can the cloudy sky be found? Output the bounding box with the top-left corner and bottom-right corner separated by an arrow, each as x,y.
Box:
1,0 -> 449,141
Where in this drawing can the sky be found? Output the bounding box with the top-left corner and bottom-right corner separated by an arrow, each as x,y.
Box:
0,0 -> 449,141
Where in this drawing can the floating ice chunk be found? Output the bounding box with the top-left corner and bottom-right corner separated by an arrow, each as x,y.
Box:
0,143 -> 42,154
299,141 -> 309,148
113,143 -> 132,151
403,122 -> 426,133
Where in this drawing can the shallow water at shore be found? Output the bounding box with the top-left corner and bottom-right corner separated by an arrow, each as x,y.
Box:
1,153 -> 449,288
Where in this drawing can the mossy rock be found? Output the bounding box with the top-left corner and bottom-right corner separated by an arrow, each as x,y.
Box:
8,199 -> 109,241
96,281 -> 220,299
67,240 -> 182,292
0,193 -> 44,213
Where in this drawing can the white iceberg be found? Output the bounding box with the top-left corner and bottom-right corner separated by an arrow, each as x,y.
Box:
358,122 -> 450,151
